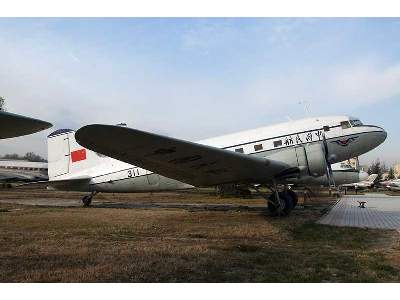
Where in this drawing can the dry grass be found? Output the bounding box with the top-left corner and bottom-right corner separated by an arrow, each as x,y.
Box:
0,187 -> 399,282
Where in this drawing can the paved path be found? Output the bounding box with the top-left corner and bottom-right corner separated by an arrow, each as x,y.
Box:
319,193 -> 400,229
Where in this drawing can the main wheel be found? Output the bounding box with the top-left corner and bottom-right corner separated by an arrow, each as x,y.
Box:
267,192 -> 294,216
82,195 -> 92,207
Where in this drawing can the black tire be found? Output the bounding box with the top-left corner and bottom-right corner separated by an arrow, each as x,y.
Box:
82,195 -> 92,207
267,192 -> 294,216
286,190 -> 298,207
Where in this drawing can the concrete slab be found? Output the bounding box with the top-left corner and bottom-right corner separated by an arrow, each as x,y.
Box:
319,194 -> 400,229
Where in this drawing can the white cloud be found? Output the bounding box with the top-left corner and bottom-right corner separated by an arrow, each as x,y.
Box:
241,62 -> 400,114
331,63 -> 400,105
0,20 -> 399,165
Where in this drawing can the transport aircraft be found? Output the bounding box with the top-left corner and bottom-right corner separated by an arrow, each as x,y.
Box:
0,110 -> 52,139
45,115 -> 386,216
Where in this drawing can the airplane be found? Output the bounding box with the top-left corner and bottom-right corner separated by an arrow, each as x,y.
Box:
44,115 -> 386,216
341,173 -> 378,190
0,160 -> 48,183
0,110 -> 51,184
381,179 -> 400,191
0,110 -> 52,139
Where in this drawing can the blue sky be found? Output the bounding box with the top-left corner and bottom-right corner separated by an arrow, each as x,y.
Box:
0,18 -> 399,165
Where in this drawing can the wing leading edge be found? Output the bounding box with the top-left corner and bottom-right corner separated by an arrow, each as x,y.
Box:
75,124 -> 292,187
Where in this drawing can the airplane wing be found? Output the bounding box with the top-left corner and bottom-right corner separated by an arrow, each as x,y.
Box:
75,124 -> 293,187
0,111 -> 52,139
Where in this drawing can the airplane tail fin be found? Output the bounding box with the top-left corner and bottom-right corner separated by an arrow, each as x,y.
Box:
367,174 -> 378,183
47,129 -> 105,180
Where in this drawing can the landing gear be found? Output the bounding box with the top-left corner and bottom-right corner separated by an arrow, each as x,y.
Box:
267,191 -> 295,216
286,189 -> 298,208
81,191 -> 97,207
253,183 -> 297,217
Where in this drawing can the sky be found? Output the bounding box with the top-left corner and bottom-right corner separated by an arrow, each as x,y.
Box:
0,18 -> 399,166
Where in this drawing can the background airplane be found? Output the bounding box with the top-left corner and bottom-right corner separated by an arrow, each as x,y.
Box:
0,160 -> 48,183
0,110 -> 52,140
44,115 -> 386,216
380,179 -> 400,191
341,173 -> 378,190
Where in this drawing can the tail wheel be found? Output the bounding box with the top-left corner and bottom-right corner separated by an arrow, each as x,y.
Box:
267,192 -> 294,216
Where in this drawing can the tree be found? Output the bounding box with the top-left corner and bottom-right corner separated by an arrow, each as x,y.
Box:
388,167 -> 395,180
0,96 -> 5,111
23,152 -> 47,162
368,159 -> 385,181
0,152 -> 47,162
2,153 -> 20,160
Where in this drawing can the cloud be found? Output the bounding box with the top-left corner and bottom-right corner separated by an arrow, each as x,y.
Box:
0,19 -> 398,165
180,20 -> 236,54
241,62 -> 400,115
68,52 -> 81,63
331,63 -> 400,105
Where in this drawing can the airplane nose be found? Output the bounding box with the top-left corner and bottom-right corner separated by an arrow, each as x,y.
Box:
372,126 -> 387,146
382,129 -> 387,141
359,171 -> 369,182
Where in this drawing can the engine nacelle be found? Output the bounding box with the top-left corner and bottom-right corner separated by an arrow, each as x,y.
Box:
265,143 -> 327,178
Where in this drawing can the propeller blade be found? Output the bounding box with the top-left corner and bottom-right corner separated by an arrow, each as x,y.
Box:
322,132 -> 335,187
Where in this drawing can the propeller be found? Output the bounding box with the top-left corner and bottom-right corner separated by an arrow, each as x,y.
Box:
322,132 -> 336,188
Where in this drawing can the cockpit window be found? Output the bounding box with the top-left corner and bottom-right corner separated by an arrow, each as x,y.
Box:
350,119 -> 363,127
340,121 -> 351,129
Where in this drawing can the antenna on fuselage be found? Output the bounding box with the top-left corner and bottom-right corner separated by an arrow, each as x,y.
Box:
285,116 -> 293,121
298,100 -> 311,117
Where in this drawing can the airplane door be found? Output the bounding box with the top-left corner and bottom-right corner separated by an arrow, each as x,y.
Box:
48,135 -> 70,178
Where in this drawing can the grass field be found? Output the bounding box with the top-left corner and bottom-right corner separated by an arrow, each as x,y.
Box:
0,188 -> 399,282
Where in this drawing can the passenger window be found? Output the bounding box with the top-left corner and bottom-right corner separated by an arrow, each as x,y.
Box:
323,126 -> 330,132
274,140 -> 282,148
254,144 -> 263,151
235,148 -> 244,153
340,121 -> 351,129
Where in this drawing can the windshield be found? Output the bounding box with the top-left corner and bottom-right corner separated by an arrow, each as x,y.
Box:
350,119 -> 363,127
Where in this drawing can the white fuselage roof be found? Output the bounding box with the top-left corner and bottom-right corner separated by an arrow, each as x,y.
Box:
199,116 -> 350,148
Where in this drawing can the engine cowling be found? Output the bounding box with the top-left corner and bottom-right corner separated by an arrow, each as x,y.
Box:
265,143 -> 327,178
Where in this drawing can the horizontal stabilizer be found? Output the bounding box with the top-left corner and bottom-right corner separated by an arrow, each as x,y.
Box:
17,176 -> 91,190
